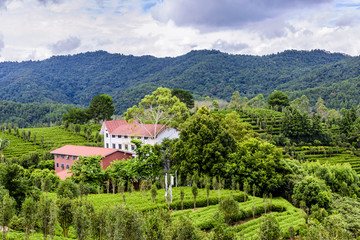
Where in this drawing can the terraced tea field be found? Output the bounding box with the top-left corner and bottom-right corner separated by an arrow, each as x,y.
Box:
0,125 -> 101,159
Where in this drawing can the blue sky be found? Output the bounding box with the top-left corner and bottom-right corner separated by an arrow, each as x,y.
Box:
0,0 -> 359,61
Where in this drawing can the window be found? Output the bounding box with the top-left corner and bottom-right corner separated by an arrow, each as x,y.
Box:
61,155 -> 64,158
56,154 -> 59,158
137,137 -> 141,140
144,137 -> 149,140
106,143 -> 109,148
125,144 -> 128,150
118,135 -> 122,138
61,164 -> 64,169
124,135 -> 128,139
118,144 -> 122,150
131,136 -> 135,139
112,144 -> 116,148
72,156 -> 75,160
66,164 -> 70,169
131,145 -> 135,151
106,133 -> 109,137
56,163 -> 59,168
112,135 -> 115,138
66,155 -> 69,159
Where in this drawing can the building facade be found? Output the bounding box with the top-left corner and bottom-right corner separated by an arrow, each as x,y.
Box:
51,145 -> 132,180
100,120 -> 179,154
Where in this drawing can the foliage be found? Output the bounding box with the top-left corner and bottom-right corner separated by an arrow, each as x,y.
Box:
218,197 -> 239,224
125,87 -> 189,135
38,196 -> 57,240
0,193 -> 16,240
292,176 -> 332,209
88,94 -> 115,123
281,107 -> 328,144
0,138 -> 10,163
21,196 -> 37,240
56,197 -> 73,238
267,90 -> 289,111
70,155 -> 104,188
0,50 -> 349,114
56,179 -> 79,199
259,215 -> 281,240
107,140 -> 161,182
0,100 -> 71,127
171,88 -> 195,109
172,106 -> 236,177
226,138 -> 292,195
222,111 -> 257,141
62,107 -> 90,124
170,216 -> 202,240
0,162 -> 30,207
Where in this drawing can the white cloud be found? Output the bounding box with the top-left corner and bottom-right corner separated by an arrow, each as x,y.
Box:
0,0 -> 359,61
151,0 -> 334,30
51,36 -> 81,54
0,34 -> 4,55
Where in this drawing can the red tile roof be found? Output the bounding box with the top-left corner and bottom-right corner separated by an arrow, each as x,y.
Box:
50,145 -> 121,157
103,120 -> 166,137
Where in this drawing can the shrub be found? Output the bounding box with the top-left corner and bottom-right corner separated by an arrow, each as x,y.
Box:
259,215 -> 281,240
219,197 -> 239,224
57,179 -> 80,199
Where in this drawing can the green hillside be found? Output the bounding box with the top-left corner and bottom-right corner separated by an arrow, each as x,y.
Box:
0,49 -> 349,114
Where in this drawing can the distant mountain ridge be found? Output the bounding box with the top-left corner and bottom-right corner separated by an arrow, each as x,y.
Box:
0,49 -> 355,113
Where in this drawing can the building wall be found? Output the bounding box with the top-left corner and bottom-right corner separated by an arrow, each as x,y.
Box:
101,151 -> 132,170
54,154 -> 78,174
103,127 -> 179,153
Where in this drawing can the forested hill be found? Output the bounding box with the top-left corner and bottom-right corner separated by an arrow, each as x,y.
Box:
0,49 -> 351,114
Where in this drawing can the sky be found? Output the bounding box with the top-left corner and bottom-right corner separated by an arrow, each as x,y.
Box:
0,0 -> 359,61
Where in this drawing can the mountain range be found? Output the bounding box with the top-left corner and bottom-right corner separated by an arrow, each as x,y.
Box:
0,49 -> 359,114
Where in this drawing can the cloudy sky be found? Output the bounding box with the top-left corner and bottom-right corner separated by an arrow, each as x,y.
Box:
0,0 -> 359,61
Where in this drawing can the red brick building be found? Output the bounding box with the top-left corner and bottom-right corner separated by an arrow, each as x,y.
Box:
51,145 -> 132,180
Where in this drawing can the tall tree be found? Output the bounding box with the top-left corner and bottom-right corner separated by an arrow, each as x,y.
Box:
228,91 -> 242,110
125,87 -> 189,137
0,194 -> 16,240
172,106 -> 236,177
88,94 -> 115,123
171,88 -> 194,109
267,90 -> 290,111
22,197 -> 38,240
0,139 -> 9,163
57,197 -> 73,238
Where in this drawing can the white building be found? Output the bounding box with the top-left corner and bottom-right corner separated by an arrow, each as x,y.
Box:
100,120 -> 179,154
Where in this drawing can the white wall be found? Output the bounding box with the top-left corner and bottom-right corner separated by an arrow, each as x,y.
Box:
103,127 -> 179,154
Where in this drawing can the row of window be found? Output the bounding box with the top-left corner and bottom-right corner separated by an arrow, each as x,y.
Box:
56,154 -> 79,160
56,163 -> 70,169
106,143 -> 135,151
105,133 -> 152,140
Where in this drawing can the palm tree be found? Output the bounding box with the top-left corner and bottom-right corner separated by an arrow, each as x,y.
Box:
0,138 -> 10,163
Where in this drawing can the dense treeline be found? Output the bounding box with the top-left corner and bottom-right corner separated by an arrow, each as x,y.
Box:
0,100 -> 72,127
3,87 -> 360,238
0,49 -> 349,113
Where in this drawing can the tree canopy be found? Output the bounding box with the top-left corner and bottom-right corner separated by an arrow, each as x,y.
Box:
172,106 -> 236,177
88,94 -> 114,123
267,90 -> 290,111
124,87 -> 189,137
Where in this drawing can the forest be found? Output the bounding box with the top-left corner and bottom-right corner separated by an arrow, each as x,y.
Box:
0,49 -> 357,115
1,87 -> 360,239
